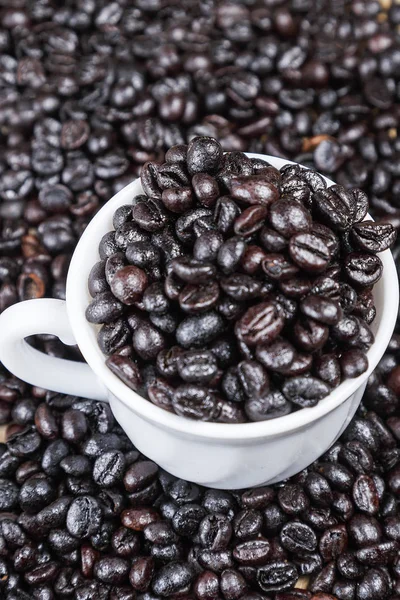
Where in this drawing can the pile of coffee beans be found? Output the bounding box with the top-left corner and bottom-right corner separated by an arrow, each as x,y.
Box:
0,348 -> 400,600
1,0 -> 400,596
86,138 -> 396,422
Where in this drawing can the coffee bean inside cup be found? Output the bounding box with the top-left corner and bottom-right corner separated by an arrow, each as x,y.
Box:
86,137 -> 396,423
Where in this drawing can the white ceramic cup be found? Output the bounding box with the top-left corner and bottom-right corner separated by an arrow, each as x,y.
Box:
0,154 -> 398,490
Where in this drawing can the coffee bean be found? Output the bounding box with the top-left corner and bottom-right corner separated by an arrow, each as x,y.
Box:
109,265 -> 148,305
85,292 -> 124,324
229,176 -> 279,207
269,199 -> 312,238
282,376 -> 330,408
319,524 -> 348,561
341,350 -> 369,379
94,557 -> 130,584
233,540 -> 272,566
245,390 -> 292,422
278,484 -> 310,516
177,350 -> 218,384
173,385 -> 220,421
236,302 -> 285,347
301,295 -> 342,325
234,205 -> 268,237
176,311 -> 225,348
345,253 -> 383,287
280,521 -> 317,553
289,233 -> 331,273
351,221 -> 396,253
257,561 -> 298,593
314,186 -> 356,231
106,355 -> 142,391
93,451 -> 125,488
187,137 -> 223,176
262,253 -> 299,281
66,496 -> 102,539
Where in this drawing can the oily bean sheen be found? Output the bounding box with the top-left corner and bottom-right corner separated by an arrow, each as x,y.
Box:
87,140 -> 389,422
289,233 -> 331,273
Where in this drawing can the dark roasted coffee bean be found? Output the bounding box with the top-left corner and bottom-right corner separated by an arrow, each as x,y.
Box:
262,253 -> 299,281
171,256 -> 217,283
259,228 -> 286,258
220,274 -> 262,301
234,205 -> 268,237
352,475 -> 380,515
349,514 -> 383,548
339,441 -> 374,476
124,460 -> 158,494
257,561 -> 298,593
317,462 -> 354,492
269,199 -> 312,238
344,253 -> 383,287
179,281 -> 220,314
356,540 -> 399,566
98,319 -> 131,355
93,451 -> 125,488
106,355 -> 142,391
301,295 -> 342,325
19,475 -> 56,513
351,222 -> 396,253
0,478 -> 18,510
319,523 -> 348,560
233,509 -> 262,541
177,350 -> 218,384
341,350 -> 369,379
173,385 -> 220,421
313,186 -> 356,232
110,265 -> 148,305
176,311 -> 225,348
305,472 -> 333,507
233,539 -> 271,566
194,231 -> 224,263
94,557 -> 130,584
256,339 -> 296,373
214,197 -> 241,235
280,521 -> 317,553
293,318 -> 329,352
187,137 -> 223,176
220,568 -> 247,599
199,514 -> 232,551
192,173 -> 220,207
236,302 -> 285,347
86,292 -> 124,324
129,556 -> 154,592
237,360 -> 269,398
245,390 -> 292,422
141,162 -> 162,199
278,484 -> 310,515
356,568 -> 391,600
229,176 -> 279,207
218,237 -> 247,274
282,376 -> 330,407
289,233 -> 331,273
133,321 -> 166,360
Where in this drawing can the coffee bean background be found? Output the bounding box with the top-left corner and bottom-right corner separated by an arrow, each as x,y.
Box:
1,0 -> 400,597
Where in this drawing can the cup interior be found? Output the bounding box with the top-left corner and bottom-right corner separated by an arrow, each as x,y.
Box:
66,154 -> 399,440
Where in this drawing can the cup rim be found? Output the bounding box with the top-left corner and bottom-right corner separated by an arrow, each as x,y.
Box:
66,153 -> 399,441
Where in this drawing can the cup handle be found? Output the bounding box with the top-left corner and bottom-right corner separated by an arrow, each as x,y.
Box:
0,298 -> 109,402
